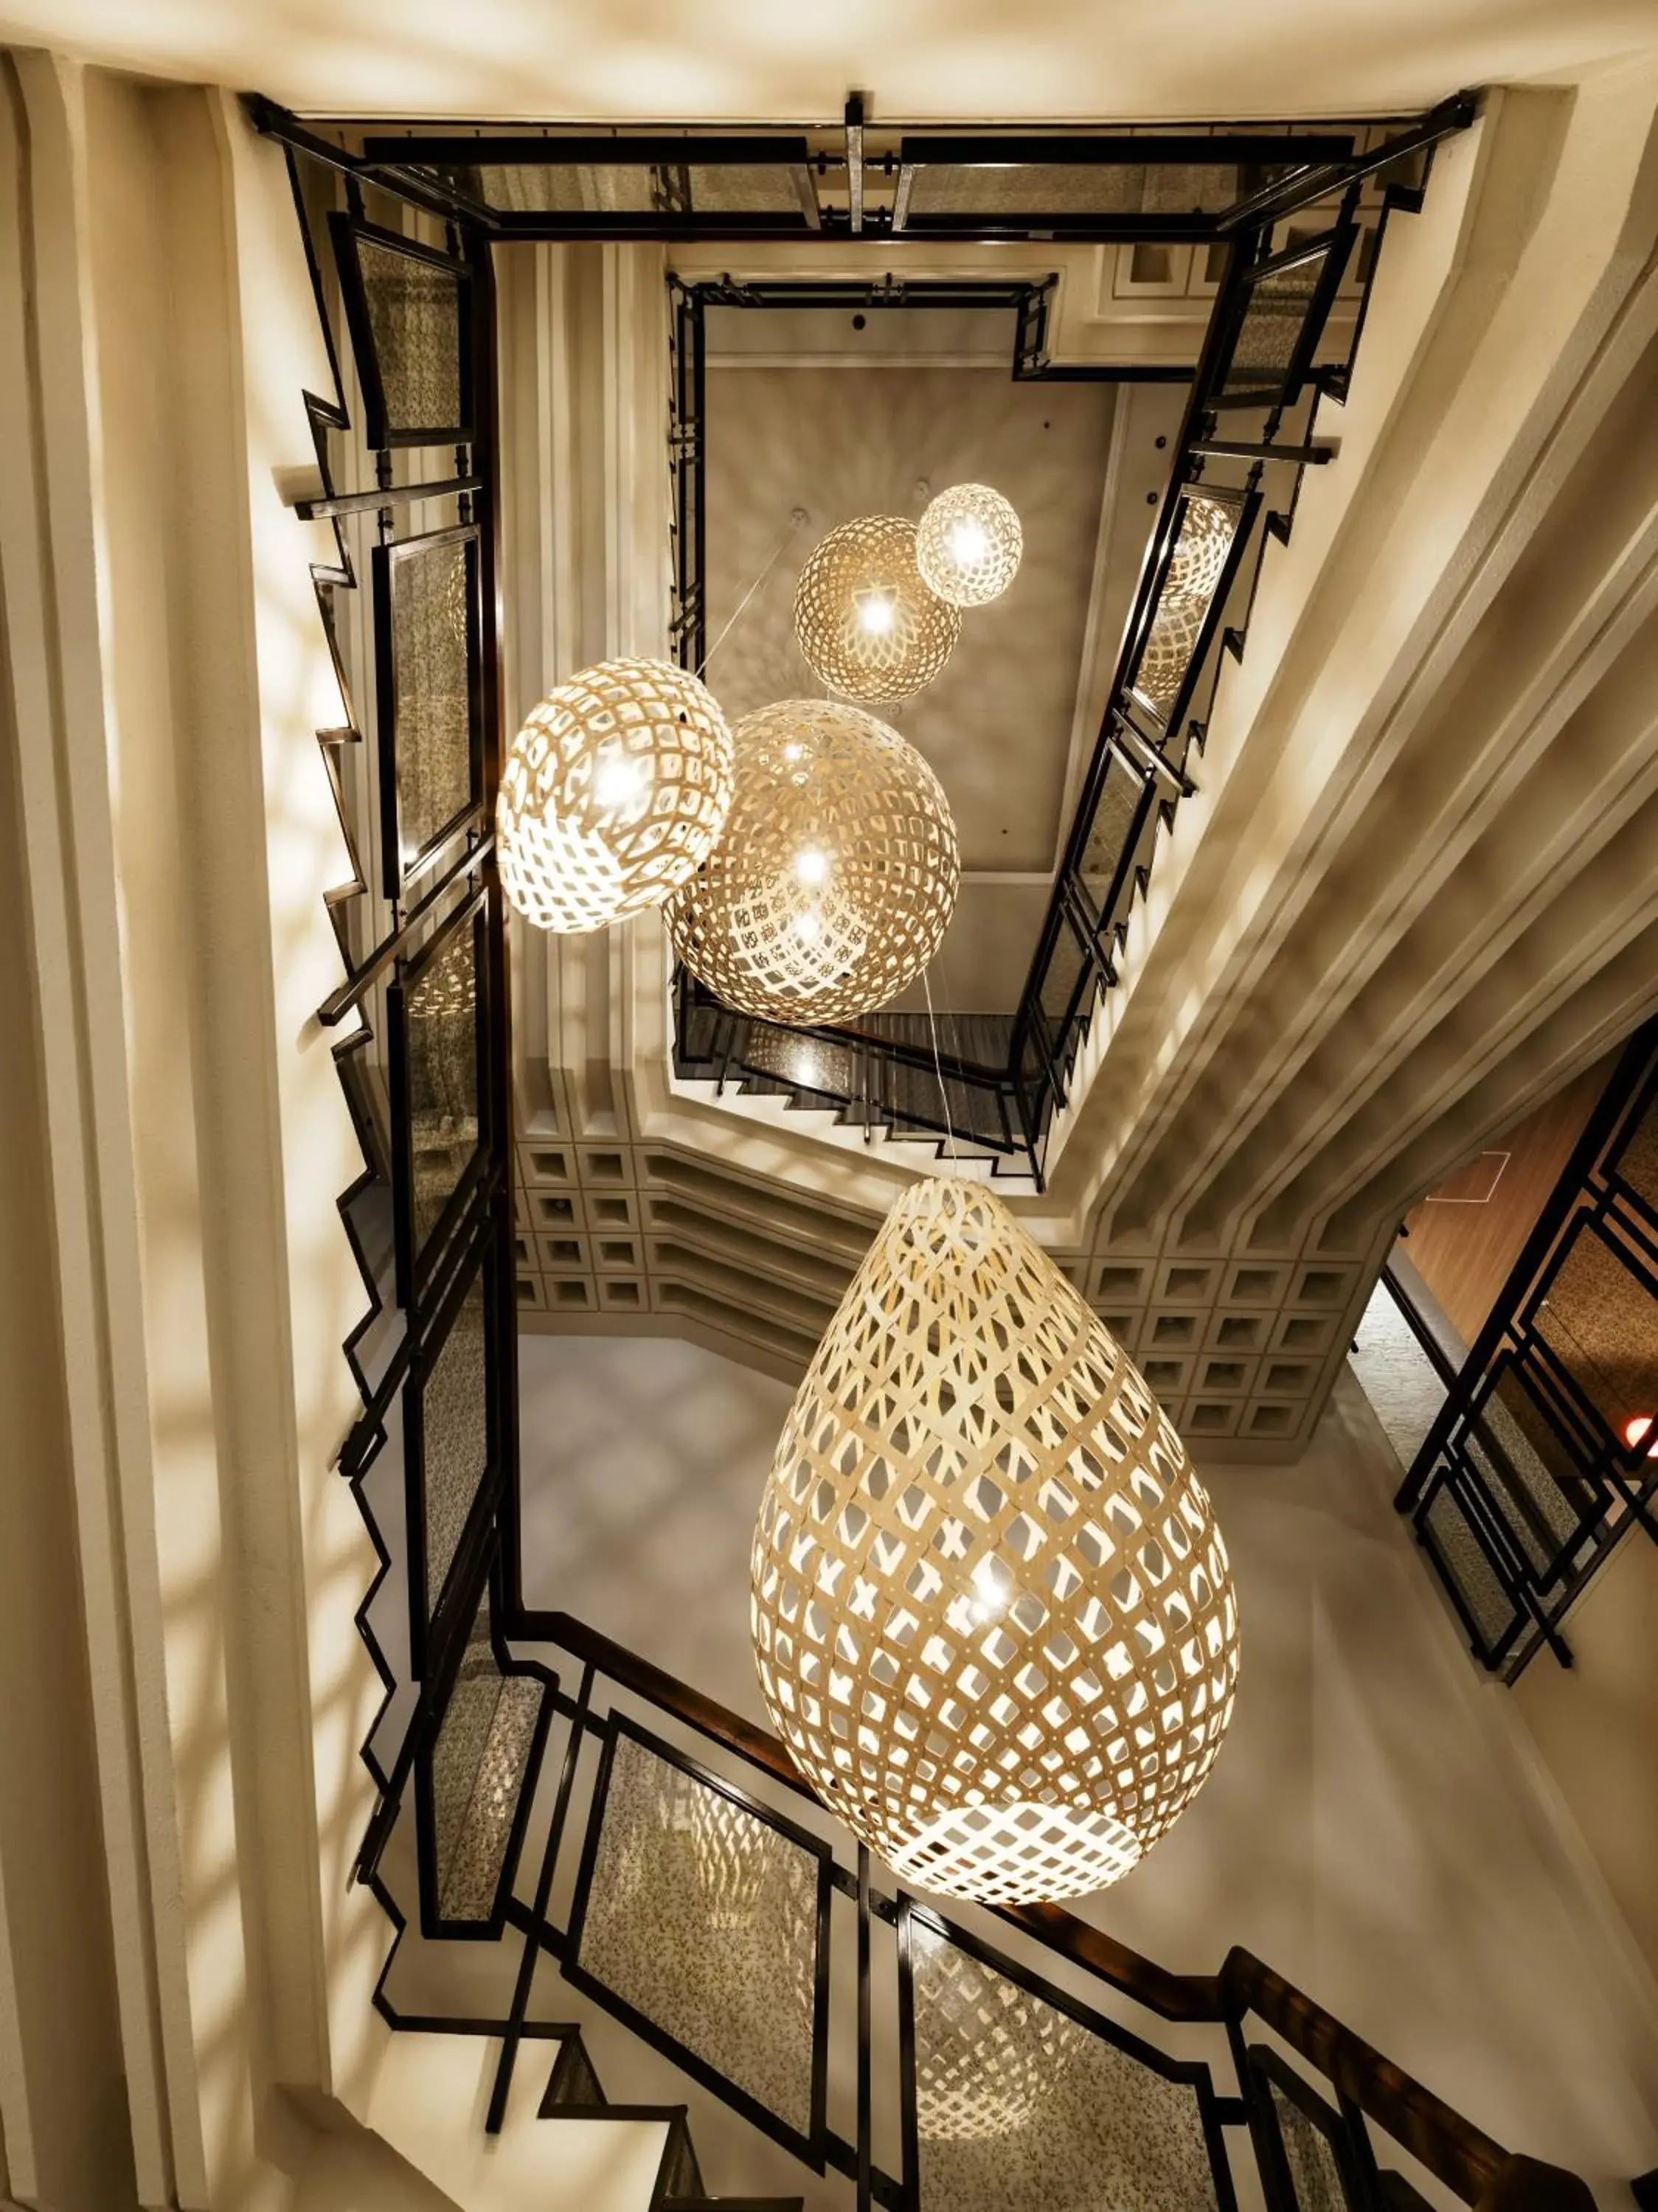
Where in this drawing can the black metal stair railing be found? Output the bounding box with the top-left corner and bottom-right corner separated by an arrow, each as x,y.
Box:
364,1585 -> 1599,2212
246,92 -> 1612,2212
662,109 -> 1473,1186
262,122 -> 523,1899
1388,1018 -> 1658,1680
673,976 -> 1031,1169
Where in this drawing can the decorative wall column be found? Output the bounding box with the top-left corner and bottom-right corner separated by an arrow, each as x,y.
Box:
0,55 -> 392,2208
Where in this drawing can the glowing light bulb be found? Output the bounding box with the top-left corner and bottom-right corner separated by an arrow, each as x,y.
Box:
783,741 -> 805,762
496,659 -> 731,934
794,910 -> 822,945
949,518 -> 989,566
1624,1413 -> 1655,1453
968,1557 -> 1010,1624
916,484 -> 1022,610
592,754 -> 648,811
795,846 -> 829,886
858,591 -> 896,636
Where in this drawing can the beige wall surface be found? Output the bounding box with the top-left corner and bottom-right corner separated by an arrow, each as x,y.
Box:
0,53 -> 400,2207
0,428 -> 136,2212
1513,1534 -> 1658,1992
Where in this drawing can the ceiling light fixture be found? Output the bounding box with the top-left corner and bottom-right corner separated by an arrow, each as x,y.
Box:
496,658 -> 732,933
666,698 -> 959,1026
750,1178 -> 1241,1906
916,483 -> 1023,609
794,517 -> 960,703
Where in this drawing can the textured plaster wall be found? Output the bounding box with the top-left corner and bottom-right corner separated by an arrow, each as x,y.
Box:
0,57 -> 404,2205
0,416 -> 136,2211
1512,1537 -> 1658,1997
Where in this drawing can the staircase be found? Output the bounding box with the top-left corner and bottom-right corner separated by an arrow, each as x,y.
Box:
264,90 -> 1614,2212
368,2021 -> 800,2212
347,1601 -> 1603,2212
540,2028 -> 800,2212
671,992 -> 1045,1190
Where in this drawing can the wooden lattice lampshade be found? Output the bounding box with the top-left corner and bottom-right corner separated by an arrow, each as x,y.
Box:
1166,492 -> 1235,606
916,483 -> 1023,608
793,516 -> 961,703
496,658 -> 732,933
1133,590 -> 1207,719
750,1178 -> 1240,1906
665,699 -> 960,1026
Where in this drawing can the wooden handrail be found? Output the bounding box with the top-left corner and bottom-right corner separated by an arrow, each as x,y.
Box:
523,1610 -> 814,1801
1221,1948 -> 1506,2200
998,1901 -> 1224,2023
519,1608 -> 1594,2211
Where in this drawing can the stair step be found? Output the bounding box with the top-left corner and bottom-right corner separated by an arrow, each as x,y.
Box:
369,2029 -> 670,2212
659,2110 -> 705,2202
541,2025 -> 606,2113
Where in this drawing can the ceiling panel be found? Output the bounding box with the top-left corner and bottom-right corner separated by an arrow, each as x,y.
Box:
702,359 -> 1117,875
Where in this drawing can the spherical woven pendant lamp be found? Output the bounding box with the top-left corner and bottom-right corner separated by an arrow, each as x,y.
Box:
666,698 -> 960,1026
750,1178 -> 1240,1907
496,658 -> 732,933
794,516 -> 961,703
916,483 -> 1023,608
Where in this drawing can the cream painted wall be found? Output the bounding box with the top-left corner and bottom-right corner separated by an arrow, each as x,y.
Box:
518,1332 -> 1658,2188
1513,1534 -> 1658,1992
0,53 -> 405,2208
703,364 -> 1114,873
0,366 -> 136,2211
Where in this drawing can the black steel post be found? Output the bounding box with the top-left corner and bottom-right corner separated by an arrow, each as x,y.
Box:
857,1843 -> 873,2212
485,1663 -> 595,2133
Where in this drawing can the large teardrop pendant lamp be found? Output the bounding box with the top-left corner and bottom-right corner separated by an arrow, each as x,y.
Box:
750,1178 -> 1240,1906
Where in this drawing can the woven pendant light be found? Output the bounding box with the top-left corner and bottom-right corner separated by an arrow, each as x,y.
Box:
794,516 -> 960,703
750,1178 -> 1240,1907
666,698 -> 960,1026
496,658 -> 732,933
1132,590 -> 1207,720
916,483 -> 1023,608
1165,492 -> 1235,607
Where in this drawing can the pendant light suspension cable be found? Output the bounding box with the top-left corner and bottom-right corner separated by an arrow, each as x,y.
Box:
922,961 -> 960,1169
697,507 -> 809,678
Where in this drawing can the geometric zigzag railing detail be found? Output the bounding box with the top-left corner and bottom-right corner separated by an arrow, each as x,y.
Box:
274,130 -> 523,1916
662,109 -> 1474,1187
377,1607 -> 1602,2212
